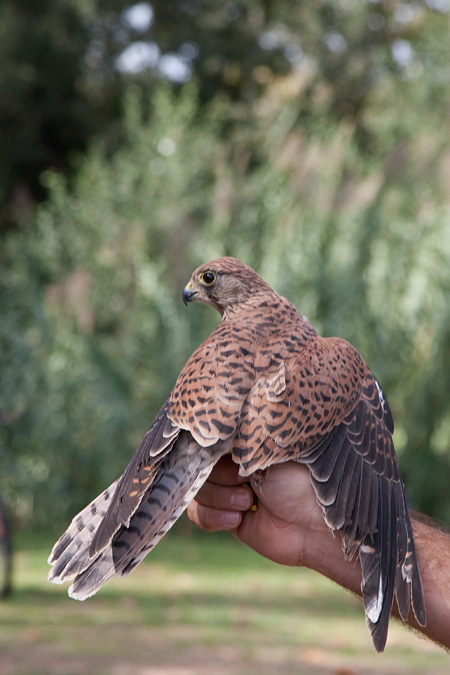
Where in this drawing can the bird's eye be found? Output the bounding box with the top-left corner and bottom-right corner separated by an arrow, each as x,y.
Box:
199,271 -> 217,286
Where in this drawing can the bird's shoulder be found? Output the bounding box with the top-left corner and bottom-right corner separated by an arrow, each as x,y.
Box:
166,295 -> 312,443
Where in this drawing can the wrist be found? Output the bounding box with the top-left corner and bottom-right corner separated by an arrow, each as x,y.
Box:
301,522 -> 363,597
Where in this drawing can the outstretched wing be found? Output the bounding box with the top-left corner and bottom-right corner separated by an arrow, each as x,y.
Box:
231,334 -> 425,653
48,411 -> 235,600
302,368 -> 425,651
48,323 -> 252,599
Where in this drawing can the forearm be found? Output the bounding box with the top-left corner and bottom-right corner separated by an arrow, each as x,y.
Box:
188,459 -> 450,650
304,512 -> 450,650
405,513 -> 450,649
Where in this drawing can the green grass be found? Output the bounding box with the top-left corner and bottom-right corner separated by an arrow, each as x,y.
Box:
0,528 -> 448,674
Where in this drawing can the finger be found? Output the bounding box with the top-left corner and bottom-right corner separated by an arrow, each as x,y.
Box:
187,500 -> 243,532
207,455 -> 248,486
194,480 -> 254,511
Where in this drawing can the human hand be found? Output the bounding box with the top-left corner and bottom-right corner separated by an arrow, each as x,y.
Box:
187,455 -> 335,568
189,455 -> 450,651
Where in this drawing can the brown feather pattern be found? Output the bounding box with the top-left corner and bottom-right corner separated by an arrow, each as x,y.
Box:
48,256 -> 425,652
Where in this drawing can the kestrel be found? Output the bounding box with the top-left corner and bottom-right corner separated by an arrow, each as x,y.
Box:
48,257 -> 425,652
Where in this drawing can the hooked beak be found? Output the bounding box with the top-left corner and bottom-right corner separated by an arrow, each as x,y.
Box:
182,283 -> 199,306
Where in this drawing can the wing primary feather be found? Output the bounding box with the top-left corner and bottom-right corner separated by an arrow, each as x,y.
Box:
48,479 -> 120,583
341,456 -> 366,559
394,487 -> 411,622
302,392 -> 425,652
322,447 -> 359,530
89,401 -> 179,557
361,475 -> 396,652
67,433 -> 232,600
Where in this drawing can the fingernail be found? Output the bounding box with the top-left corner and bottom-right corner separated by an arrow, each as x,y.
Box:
221,511 -> 240,528
231,489 -> 252,510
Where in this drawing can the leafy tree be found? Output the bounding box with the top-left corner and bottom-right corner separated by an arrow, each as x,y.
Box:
2,73 -> 450,528
2,0 -> 449,231
0,0 -> 138,231
0,86 -> 221,528
1,2 -> 450,528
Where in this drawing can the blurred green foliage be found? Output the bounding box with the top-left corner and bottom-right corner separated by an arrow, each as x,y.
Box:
1,1 -> 450,528
2,0 -> 449,229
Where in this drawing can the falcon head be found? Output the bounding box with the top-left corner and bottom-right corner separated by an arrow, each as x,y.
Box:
182,257 -> 272,316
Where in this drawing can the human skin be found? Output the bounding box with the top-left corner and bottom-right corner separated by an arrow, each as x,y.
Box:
187,456 -> 450,651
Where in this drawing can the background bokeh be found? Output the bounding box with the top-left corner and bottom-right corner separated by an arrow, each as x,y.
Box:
1,0 -> 450,533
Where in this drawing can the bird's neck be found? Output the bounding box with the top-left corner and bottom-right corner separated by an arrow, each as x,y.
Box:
222,292 -> 315,345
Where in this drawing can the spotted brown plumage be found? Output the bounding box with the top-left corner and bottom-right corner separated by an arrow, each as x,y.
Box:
48,257 -> 425,652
